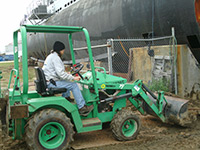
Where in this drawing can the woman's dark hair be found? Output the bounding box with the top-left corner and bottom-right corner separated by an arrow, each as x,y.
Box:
52,41 -> 65,57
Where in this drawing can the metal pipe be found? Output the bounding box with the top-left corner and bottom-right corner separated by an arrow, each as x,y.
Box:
107,40 -> 113,75
142,84 -> 157,100
111,36 -> 173,42
172,27 -> 178,95
74,44 -> 109,51
152,0 -> 155,45
100,93 -> 132,103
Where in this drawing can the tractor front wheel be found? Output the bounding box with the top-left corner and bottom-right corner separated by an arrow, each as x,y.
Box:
25,109 -> 74,150
111,109 -> 141,141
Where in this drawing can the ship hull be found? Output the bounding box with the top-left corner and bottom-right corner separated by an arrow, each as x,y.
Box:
27,0 -> 200,64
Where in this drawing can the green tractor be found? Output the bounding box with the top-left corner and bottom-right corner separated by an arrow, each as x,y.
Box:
0,25 -> 189,150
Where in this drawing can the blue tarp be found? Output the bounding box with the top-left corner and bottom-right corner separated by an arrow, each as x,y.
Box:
0,56 -> 5,61
0,55 -> 14,61
4,55 -> 14,61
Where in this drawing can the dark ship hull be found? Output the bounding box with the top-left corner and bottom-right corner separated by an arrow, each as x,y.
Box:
27,0 -> 200,64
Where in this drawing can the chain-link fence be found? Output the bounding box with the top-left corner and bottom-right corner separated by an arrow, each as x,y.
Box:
107,36 -> 175,74
106,28 -> 177,94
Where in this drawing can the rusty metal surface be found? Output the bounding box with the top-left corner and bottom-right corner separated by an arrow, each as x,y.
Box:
10,105 -> 29,119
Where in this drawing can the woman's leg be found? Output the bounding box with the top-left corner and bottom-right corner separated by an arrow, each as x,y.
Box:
47,80 -> 85,109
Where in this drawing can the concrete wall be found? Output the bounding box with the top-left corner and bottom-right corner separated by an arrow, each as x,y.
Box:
130,45 -> 200,100
177,45 -> 200,100
130,45 -> 171,84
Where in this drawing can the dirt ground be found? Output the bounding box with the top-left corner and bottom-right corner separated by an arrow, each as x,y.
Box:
0,63 -> 199,150
0,98 -> 200,150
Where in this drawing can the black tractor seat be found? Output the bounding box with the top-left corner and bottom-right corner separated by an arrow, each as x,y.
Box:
34,67 -> 67,96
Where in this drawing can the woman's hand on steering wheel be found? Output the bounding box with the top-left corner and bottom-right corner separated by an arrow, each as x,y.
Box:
71,63 -> 84,80
74,76 -> 81,81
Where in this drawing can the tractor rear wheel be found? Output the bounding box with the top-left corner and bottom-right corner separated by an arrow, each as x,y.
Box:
111,109 -> 141,141
25,109 -> 74,150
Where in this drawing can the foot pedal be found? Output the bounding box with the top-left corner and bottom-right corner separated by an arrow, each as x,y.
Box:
82,117 -> 101,127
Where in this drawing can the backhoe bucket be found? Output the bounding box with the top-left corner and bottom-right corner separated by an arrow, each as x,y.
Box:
143,95 -> 189,126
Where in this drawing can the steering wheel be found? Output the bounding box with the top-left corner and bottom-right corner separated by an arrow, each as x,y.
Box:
71,63 -> 84,80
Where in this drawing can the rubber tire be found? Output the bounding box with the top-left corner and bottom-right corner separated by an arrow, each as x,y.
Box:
25,109 -> 74,150
111,109 -> 141,141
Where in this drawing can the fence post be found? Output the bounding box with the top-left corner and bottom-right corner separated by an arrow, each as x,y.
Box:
172,27 -> 178,95
107,39 -> 113,75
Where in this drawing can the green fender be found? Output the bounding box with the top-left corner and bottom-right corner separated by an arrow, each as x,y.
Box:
26,96 -> 83,132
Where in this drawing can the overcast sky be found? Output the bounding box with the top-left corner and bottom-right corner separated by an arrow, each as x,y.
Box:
0,0 -> 32,53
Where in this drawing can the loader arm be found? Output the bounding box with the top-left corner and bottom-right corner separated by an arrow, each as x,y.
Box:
128,80 -> 188,125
